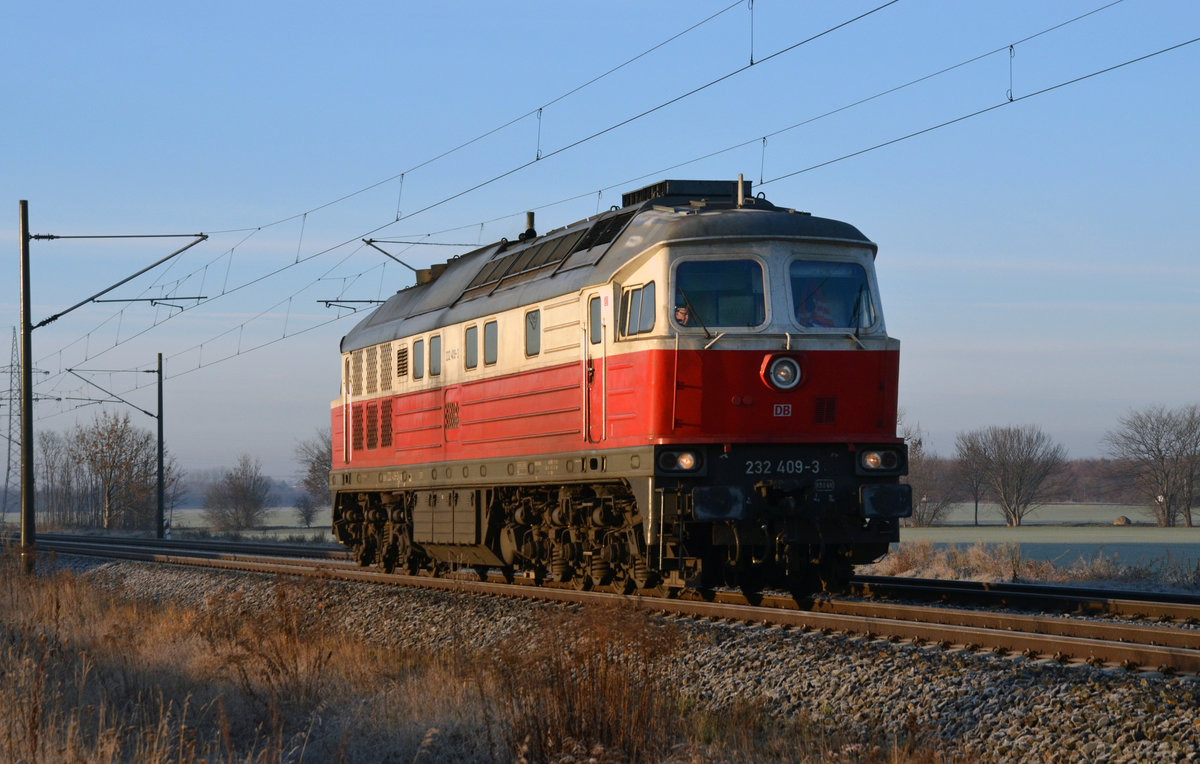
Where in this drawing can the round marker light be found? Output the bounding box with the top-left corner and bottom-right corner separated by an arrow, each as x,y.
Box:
861,450 -> 900,470
767,357 -> 802,390
676,452 -> 697,471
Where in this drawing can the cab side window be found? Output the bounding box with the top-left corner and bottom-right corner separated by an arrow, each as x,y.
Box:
618,281 -> 655,337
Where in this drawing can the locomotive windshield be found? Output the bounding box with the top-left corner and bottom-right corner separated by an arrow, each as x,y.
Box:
790,261 -> 875,329
673,259 -> 765,328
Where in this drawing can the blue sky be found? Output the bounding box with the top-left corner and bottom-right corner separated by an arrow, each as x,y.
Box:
3,0 -> 1198,477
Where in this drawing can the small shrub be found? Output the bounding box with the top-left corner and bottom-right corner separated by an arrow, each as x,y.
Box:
487,605 -> 684,762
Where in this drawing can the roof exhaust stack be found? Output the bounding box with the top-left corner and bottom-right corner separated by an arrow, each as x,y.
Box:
520,211 -> 537,241
737,174 -> 745,208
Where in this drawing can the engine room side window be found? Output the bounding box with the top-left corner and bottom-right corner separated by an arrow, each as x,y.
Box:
464,325 -> 478,369
790,261 -> 876,329
525,310 -> 540,356
429,335 -> 442,376
618,281 -> 655,337
484,320 -> 498,365
673,260 -> 764,328
413,339 -> 425,379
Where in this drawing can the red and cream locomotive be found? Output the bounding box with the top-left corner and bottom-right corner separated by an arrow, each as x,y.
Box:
330,178 -> 910,594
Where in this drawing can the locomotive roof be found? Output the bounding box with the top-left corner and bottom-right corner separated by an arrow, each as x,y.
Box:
340,180 -> 875,353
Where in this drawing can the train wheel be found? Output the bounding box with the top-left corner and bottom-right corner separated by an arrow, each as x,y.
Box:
785,567 -> 820,600
818,556 -> 852,593
737,565 -> 766,604
356,536 -> 377,567
610,566 -> 636,595
380,542 -> 399,574
473,565 -> 490,582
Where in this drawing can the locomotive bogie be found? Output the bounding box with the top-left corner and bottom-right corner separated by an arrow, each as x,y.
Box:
329,179 -> 911,594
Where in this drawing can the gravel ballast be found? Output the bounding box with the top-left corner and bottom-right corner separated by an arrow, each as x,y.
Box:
66,556 -> 1200,762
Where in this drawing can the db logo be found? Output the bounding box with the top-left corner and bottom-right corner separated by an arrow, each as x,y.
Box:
773,404 -> 792,417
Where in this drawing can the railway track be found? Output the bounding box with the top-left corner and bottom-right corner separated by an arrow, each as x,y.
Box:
23,533 -> 1200,675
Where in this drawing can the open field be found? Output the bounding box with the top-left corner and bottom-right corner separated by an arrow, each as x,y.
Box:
901,503 -> 1200,571
167,506 -> 334,543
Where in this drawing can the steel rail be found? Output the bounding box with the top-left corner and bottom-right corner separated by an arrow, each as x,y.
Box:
26,535 -> 1200,675
851,574 -> 1200,621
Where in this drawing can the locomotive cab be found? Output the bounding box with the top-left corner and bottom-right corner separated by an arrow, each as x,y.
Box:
605,194 -> 911,592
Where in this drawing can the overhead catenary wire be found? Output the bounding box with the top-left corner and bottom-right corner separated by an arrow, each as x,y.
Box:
28,2 -> 1194,422
201,0 -> 745,238
36,25 -> 1198,422
364,0 -> 1140,244
761,35 -> 1200,186
33,0 -> 900,380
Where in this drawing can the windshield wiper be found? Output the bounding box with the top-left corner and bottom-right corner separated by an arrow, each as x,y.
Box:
677,288 -> 712,340
851,285 -> 867,338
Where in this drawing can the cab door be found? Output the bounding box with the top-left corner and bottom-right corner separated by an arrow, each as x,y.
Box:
584,292 -> 607,443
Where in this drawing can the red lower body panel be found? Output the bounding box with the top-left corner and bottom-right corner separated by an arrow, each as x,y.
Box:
332,348 -> 900,470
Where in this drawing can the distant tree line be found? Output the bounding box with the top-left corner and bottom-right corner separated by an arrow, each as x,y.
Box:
901,403 -> 1200,528
34,412 -> 184,532
24,418 -> 332,534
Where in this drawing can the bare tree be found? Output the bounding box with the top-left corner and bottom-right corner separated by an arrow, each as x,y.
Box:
37,431 -> 85,528
294,427 -> 331,528
954,429 -> 989,527
1103,404 -> 1200,527
204,454 -> 274,531
900,418 -> 955,526
70,412 -> 183,531
959,425 -> 1067,527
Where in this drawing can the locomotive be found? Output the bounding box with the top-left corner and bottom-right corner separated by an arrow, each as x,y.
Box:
329,178 -> 910,595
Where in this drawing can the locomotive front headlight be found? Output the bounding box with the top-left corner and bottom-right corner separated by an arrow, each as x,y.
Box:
767,357 -> 802,391
657,450 -> 702,473
861,450 -> 901,471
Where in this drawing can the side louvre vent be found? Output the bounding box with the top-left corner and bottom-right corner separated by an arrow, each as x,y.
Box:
380,399 -> 393,448
366,346 -> 378,395
351,404 -> 365,451
366,402 -> 378,449
444,401 -> 460,430
351,350 -> 364,396
814,397 -> 837,424
396,345 -> 409,379
380,342 -> 393,392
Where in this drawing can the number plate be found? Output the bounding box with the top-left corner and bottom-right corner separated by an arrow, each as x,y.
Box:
744,458 -> 822,476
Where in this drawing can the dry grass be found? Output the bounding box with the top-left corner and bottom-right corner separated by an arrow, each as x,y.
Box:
0,542 -> 956,763
866,540 -> 1200,589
